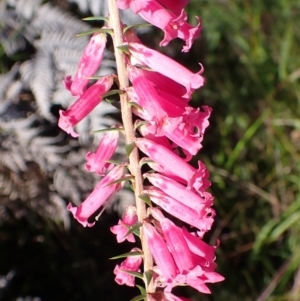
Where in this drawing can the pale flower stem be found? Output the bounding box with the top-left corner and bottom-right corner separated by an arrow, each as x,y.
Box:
107,0 -> 154,293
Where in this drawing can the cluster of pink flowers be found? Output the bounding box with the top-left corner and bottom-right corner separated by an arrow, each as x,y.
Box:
58,0 -> 224,300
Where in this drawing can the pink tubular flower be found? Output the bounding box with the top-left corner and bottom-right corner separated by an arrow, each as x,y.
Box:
128,66 -> 211,156
182,228 -> 216,262
145,173 -> 209,213
116,0 -> 146,13
160,218 -> 194,273
85,129 -> 119,175
118,0 -> 200,51
67,164 -> 125,227
155,0 -> 189,15
59,76 -> 113,138
135,68 -> 188,101
129,42 -> 204,98
157,219 -> 224,294
110,205 -> 138,243
69,33 -> 107,96
135,138 -> 210,190
114,248 -> 143,287
143,187 -> 214,232
143,222 -> 178,281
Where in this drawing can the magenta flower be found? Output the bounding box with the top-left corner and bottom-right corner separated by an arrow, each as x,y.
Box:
118,0 -> 200,51
135,138 -> 210,191
69,33 -> 107,96
114,247 -> 143,287
182,228 -> 217,262
155,0 -> 189,15
157,219 -> 224,294
143,187 -> 214,232
85,129 -> 119,175
134,68 -> 189,102
160,218 -> 194,273
143,222 -> 178,281
67,164 -> 125,227
110,205 -> 138,243
129,42 -> 204,98
116,0 -> 145,13
145,173 -> 210,214
128,66 -> 211,155
59,75 -> 113,138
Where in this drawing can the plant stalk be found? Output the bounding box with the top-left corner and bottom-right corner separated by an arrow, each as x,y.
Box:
107,0 -> 154,293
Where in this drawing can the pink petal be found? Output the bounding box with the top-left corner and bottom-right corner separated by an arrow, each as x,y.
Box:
71,33 -> 107,96
143,222 -> 178,280
58,76 -> 113,137
156,0 -> 189,15
129,42 -> 204,98
114,247 -> 143,287
145,173 -> 208,214
143,187 -> 214,232
85,129 -> 119,175
160,218 -> 194,273
67,164 -> 124,227
110,205 -> 137,243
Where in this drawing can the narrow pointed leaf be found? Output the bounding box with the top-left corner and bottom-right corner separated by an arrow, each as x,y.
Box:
118,269 -> 144,280
139,158 -> 155,167
117,45 -> 129,54
144,270 -> 153,287
104,89 -> 124,98
124,23 -> 152,33
104,175 -> 133,187
139,194 -> 152,207
125,142 -> 135,156
92,127 -> 123,134
123,222 -> 142,238
128,101 -> 144,111
134,120 -> 149,130
76,28 -> 112,37
105,99 -> 121,110
110,251 -> 143,260
105,159 -> 123,165
82,16 -> 109,22
136,285 -> 146,296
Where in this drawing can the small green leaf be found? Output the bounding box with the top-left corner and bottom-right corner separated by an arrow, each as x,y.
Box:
117,45 -> 130,54
104,89 -> 124,98
82,16 -> 109,22
134,120 -> 149,130
128,102 -> 144,111
104,175 -> 133,187
124,23 -> 152,33
76,28 -> 112,37
122,222 -> 142,239
119,269 -> 144,280
110,251 -> 143,260
139,158 -> 155,167
125,142 -> 136,156
105,159 -> 123,165
129,295 -> 146,301
144,270 -> 153,287
92,127 -> 123,134
138,194 -> 152,207
136,285 -> 146,296
105,99 -> 121,110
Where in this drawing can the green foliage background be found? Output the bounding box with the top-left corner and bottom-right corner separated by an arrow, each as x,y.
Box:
0,0 -> 300,300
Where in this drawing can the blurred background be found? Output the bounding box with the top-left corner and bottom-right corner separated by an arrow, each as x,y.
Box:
0,0 -> 299,300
